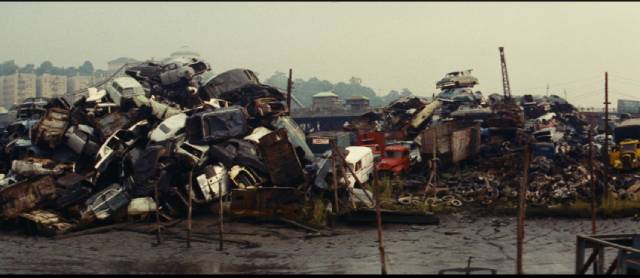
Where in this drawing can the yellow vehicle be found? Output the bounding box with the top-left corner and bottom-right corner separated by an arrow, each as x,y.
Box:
610,139 -> 640,170
610,119 -> 640,171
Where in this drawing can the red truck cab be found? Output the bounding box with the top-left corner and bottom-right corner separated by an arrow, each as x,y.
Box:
376,144 -> 410,176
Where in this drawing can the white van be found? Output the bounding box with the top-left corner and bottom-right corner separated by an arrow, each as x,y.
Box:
343,146 -> 374,188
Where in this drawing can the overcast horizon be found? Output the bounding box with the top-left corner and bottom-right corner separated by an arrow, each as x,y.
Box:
1,2 -> 639,108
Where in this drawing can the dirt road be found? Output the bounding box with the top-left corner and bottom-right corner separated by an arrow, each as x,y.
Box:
0,214 -> 637,274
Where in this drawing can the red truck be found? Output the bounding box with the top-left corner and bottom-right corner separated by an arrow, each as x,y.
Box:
376,141 -> 422,177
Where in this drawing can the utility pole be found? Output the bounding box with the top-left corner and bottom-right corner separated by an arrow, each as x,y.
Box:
287,69 -> 293,115
564,89 -> 568,102
603,72 -> 610,203
517,142 -> 530,275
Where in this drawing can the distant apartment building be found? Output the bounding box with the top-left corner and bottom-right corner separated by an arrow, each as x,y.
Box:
0,74 -> 18,108
0,73 -> 37,109
67,75 -> 94,94
618,99 -> 640,114
17,73 -> 36,103
37,74 -> 68,98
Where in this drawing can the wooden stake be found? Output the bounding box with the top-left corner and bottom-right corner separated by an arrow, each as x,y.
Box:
517,142 -> 529,274
374,168 -> 388,275
603,72 -> 609,203
287,69 -> 293,115
331,140 -> 340,214
187,171 -> 193,248
332,142 -> 375,205
588,127 -> 597,234
218,172 -> 224,251
204,166 -> 224,251
154,181 -> 162,245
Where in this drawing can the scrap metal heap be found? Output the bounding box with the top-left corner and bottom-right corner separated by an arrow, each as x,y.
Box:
350,70 -> 640,211
0,58 -> 345,236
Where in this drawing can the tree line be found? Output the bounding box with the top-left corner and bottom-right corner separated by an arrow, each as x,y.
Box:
262,71 -> 416,108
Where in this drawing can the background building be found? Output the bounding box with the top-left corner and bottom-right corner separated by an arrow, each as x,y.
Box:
311,91 -> 343,112
67,75 -> 94,94
0,75 -> 14,108
0,73 -> 37,109
37,74 -> 67,98
618,99 -> 640,114
16,73 -> 36,103
346,95 -> 370,112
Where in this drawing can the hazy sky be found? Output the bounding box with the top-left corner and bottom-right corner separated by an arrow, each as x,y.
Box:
1,1 -> 639,108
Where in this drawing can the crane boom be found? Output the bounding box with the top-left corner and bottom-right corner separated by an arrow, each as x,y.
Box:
499,47 -> 512,100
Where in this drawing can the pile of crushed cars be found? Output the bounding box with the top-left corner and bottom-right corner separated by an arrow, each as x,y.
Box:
352,69 -> 640,210
0,57 -> 357,236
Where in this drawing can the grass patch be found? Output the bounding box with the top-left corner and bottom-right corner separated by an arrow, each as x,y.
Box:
479,197 -> 640,218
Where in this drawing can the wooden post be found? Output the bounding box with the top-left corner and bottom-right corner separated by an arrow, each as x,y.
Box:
576,237 -> 585,274
603,72 -> 609,203
332,142 -> 375,205
187,171 -> 193,248
589,127 -> 600,274
154,181 -> 162,245
589,127 -> 597,235
374,168 -> 388,275
424,124 -> 439,202
218,172 -> 224,251
287,69 -> 293,115
516,142 -> 529,274
204,166 -> 224,251
331,140 -> 340,214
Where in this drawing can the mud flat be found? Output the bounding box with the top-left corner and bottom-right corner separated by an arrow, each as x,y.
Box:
0,214 -> 637,274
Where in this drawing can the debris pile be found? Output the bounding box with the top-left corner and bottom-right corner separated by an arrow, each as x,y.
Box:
0,58 -> 341,236
350,69 -> 640,211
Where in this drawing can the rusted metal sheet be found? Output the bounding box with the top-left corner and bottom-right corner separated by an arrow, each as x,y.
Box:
451,123 -> 480,163
229,187 -> 302,217
421,121 -> 480,164
451,129 -> 471,163
258,128 -> 305,187
0,175 -> 57,219
30,108 -> 70,149
421,122 -> 453,155
95,112 -> 130,141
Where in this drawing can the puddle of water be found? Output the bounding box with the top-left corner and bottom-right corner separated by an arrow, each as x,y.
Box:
107,260 -> 296,274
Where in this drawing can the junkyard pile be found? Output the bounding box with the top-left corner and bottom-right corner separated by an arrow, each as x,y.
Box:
0,57 -> 338,236
1,63 -> 639,237
353,69 -> 640,210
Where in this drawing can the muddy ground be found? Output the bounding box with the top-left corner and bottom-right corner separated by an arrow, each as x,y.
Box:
0,214 -> 638,274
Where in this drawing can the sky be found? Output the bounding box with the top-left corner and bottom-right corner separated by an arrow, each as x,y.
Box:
1,1 -> 639,108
